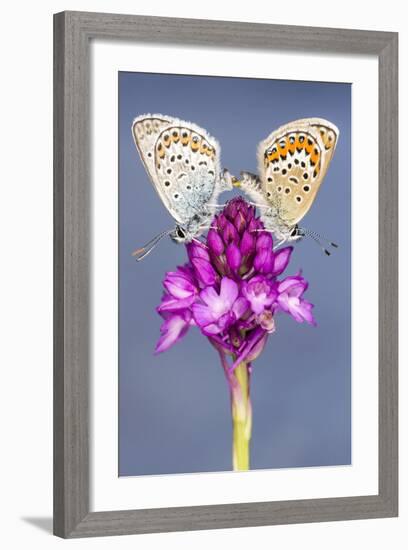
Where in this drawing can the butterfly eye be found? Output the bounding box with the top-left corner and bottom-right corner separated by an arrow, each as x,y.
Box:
290,226 -> 299,237
176,226 -> 186,239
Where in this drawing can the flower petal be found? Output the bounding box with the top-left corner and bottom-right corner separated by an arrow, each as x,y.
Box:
155,314 -> 190,353
163,275 -> 196,299
186,241 -> 210,262
200,285 -> 221,308
191,302 -> 216,327
232,296 -> 249,319
272,246 -> 293,276
157,293 -> 196,312
278,275 -> 308,294
191,257 -> 217,286
219,277 -> 239,308
201,322 -> 223,335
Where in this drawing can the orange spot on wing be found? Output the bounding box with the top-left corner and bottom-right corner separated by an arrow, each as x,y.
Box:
200,141 -> 208,154
191,139 -> 200,152
288,139 -> 296,154
310,151 -> 320,165
294,135 -> 305,151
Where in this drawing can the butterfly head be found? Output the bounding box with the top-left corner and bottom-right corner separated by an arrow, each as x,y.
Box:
288,224 -> 304,242
170,225 -> 189,244
220,168 -> 241,189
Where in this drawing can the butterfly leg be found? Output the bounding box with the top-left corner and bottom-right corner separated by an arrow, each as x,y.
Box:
192,237 -> 209,248
273,238 -> 288,250
246,201 -> 270,209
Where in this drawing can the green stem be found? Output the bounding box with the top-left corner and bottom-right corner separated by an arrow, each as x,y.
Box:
230,362 -> 252,471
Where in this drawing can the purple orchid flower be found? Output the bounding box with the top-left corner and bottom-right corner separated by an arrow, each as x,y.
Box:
153,197 -> 316,471
192,277 -> 248,335
242,275 -> 277,315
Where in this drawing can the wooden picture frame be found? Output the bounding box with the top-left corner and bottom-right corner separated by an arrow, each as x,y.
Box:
53,10 -> 398,538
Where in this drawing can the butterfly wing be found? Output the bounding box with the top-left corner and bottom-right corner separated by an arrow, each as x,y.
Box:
257,118 -> 339,226
132,114 -> 221,225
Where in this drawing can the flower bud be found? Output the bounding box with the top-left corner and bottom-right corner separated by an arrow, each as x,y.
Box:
254,247 -> 274,274
226,242 -> 242,272
234,211 -> 246,234
191,257 -> 217,286
207,228 -> 224,255
256,232 -> 273,251
223,220 -> 239,244
240,230 -> 255,256
272,246 -> 293,276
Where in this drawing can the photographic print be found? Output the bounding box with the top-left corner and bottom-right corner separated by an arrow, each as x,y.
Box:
119,72 -> 351,476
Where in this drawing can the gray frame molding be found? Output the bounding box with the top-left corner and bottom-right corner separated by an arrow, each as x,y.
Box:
53,11 -> 398,538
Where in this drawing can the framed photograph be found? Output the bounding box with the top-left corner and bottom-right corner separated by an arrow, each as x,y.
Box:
53,11 -> 398,538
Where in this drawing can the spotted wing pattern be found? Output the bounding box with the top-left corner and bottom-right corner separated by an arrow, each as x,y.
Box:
132,114 -> 221,225
257,118 -> 339,226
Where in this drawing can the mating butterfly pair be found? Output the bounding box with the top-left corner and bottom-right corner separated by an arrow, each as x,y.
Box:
131,114 -> 339,260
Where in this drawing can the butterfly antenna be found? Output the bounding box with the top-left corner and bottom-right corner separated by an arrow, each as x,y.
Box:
132,229 -> 173,261
308,229 -> 338,249
302,229 -> 333,256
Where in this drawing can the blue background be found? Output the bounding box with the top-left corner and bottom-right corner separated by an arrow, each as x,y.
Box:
118,72 -> 351,476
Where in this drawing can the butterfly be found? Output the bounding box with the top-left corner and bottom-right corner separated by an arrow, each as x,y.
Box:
238,118 -> 339,254
131,114 -> 233,260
